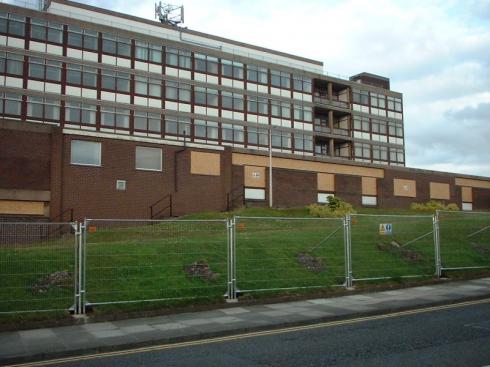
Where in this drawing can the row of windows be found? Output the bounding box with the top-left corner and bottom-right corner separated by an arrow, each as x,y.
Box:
354,143 -> 404,163
352,89 -> 402,112
353,116 -> 404,137
1,93 -> 313,151
0,12 -> 312,92
0,54 -> 314,119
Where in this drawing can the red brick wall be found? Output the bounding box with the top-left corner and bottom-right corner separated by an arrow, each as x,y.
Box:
59,135 -> 230,220
0,128 -> 51,191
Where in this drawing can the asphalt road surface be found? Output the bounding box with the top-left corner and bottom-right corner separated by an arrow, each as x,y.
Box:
16,300 -> 490,367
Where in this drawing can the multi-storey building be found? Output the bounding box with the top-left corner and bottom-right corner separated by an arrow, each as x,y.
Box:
0,0 -> 488,220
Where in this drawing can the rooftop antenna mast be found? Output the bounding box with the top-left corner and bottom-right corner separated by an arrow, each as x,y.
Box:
155,2 -> 184,27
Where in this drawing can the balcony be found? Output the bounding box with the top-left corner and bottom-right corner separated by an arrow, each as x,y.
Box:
313,94 -> 350,109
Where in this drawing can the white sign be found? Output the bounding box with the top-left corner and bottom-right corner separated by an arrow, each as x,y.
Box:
379,223 -> 393,235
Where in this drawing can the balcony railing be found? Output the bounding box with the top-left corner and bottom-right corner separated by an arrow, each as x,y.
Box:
313,95 -> 350,109
313,124 -> 350,137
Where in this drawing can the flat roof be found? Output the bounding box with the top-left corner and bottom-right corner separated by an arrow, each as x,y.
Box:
50,0 -> 324,68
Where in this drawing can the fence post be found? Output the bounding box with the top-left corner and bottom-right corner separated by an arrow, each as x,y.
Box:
72,222 -> 80,315
226,217 -> 237,302
433,211 -> 442,278
80,220 -> 87,314
344,214 -> 353,289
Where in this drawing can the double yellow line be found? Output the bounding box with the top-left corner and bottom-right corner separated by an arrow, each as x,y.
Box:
6,298 -> 490,367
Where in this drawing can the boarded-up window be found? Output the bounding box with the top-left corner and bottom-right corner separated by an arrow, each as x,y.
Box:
393,178 -> 416,197
0,200 -> 45,215
190,151 -> 220,176
317,173 -> 334,192
244,166 -> 265,188
430,182 -> 450,200
461,186 -> 472,203
362,177 -> 377,196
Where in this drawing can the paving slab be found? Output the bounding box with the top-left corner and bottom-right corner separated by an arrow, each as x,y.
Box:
0,277 -> 489,365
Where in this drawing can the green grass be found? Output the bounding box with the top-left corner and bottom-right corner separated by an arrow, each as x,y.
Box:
0,207 -> 488,323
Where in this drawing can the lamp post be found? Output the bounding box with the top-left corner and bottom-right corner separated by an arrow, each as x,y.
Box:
269,126 -> 273,208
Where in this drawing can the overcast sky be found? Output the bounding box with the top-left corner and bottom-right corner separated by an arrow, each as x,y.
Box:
81,1 -> 489,177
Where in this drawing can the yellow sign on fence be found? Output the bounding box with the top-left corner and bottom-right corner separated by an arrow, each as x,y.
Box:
379,223 -> 393,235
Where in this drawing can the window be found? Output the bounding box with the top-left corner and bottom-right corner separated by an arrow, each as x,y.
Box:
387,96 -> 402,112
165,115 -> 191,137
388,122 -> 403,137
247,65 -> 268,84
353,116 -> 370,132
102,33 -> 131,57
371,119 -> 387,135
390,148 -> 404,163
134,111 -> 161,132
355,143 -> 371,159
362,196 -> 377,206
26,96 -> 60,121
318,193 -> 334,204
221,91 -> 244,111
135,41 -> 162,63
135,146 -> 162,171
372,145 -> 388,161
221,59 -> 244,79
370,93 -> 386,109
194,53 -> 218,74
66,64 -> 97,88
293,75 -> 312,93
293,105 -> 312,122
101,71 -> 130,93
271,131 -> 291,149
1,52 -> 24,76
271,100 -> 291,119
222,123 -> 244,143
3,93 -> 22,116
194,119 -> 218,140
2,13 -> 25,37
352,89 -> 369,105
28,57 -> 62,82
245,188 -> 265,200
71,140 -> 101,166
194,87 -> 218,107
135,76 -> 161,97
247,97 -> 268,115
294,134 -> 313,152
247,126 -> 269,147
65,102 -> 96,125
30,18 -> 63,44
165,47 -> 191,69
271,70 -> 290,88
67,26 -> 98,51
165,81 -> 191,102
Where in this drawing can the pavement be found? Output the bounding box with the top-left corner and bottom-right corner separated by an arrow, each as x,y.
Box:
1,277 -> 490,366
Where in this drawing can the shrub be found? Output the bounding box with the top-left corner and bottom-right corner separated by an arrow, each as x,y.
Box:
308,196 -> 356,218
409,200 -> 459,212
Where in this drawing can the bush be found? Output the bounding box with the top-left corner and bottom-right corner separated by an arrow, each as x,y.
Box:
308,196 -> 356,218
409,200 -> 459,212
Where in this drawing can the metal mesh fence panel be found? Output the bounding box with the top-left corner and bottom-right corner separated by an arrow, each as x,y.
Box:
84,219 -> 228,307
0,222 -> 77,314
438,211 -> 490,271
350,214 -> 435,282
234,217 -> 345,294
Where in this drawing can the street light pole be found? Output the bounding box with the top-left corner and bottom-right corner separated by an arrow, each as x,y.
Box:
269,126 -> 273,208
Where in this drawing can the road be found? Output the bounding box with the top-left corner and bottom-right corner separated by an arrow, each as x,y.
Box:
12,300 -> 490,367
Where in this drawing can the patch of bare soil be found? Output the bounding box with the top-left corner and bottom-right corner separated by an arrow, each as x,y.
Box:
377,242 -> 422,262
32,270 -> 72,294
297,252 -> 325,273
184,260 -> 219,282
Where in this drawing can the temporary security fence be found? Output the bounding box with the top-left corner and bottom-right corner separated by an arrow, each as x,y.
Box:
437,210 -> 490,274
81,219 -> 229,313
347,214 -> 436,284
233,217 -> 346,294
1,212 -> 489,316
0,222 -> 78,314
